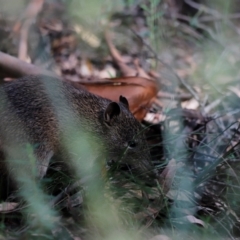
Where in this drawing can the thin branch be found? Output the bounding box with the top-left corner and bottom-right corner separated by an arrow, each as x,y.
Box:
0,51 -> 56,82
184,0 -> 220,17
131,29 -> 200,102
184,0 -> 240,36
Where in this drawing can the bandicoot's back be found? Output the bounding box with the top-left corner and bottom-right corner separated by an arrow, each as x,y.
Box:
0,75 -> 153,196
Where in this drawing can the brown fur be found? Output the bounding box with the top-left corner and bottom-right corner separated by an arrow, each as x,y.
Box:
0,75 -> 153,198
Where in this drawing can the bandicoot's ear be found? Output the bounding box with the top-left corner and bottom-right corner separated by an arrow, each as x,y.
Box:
104,102 -> 121,124
119,95 -> 129,110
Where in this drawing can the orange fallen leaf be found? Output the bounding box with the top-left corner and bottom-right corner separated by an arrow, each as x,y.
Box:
76,76 -> 158,121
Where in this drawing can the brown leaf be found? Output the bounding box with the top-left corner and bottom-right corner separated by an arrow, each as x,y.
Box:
77,76 -> 158,121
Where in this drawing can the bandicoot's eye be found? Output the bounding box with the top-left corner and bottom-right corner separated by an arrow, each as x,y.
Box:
128,140 -> 137,149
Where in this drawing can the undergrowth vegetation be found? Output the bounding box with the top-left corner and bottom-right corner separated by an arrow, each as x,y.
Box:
1,0 -> 240,239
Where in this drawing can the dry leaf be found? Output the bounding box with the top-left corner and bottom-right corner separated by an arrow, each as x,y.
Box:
78,76 -> 158,120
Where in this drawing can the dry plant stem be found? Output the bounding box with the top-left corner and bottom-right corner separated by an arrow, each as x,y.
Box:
208,121 -> 237,159
204,97 -> 225,114
170,13 -> 226,47
133,58 -> 152,79
105,32 -> 136,77
184,0 -> 220,16
15,0 -> 45,60
200,13 -> 240,22
105,31 -> 151,79
130,29 -> 200,103
158,91 -> 192,101
209,179 -> 240,191
195,128 -> 240,185
49,175 -> 94,207
206,211 -> 235,240
184,0 -> 240,36
176,21 -> 203,40
18,22 -> 29,61
0,51 -> 56,81
220,123 -> 240,157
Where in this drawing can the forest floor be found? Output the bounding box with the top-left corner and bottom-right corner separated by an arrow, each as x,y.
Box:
1,0 -> 240,239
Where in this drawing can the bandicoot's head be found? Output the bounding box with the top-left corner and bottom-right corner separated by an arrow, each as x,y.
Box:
97,96 -> 153,177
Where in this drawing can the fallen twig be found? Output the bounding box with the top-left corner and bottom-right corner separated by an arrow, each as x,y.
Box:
13,0 -> 45,61
0,51 -> 56,82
